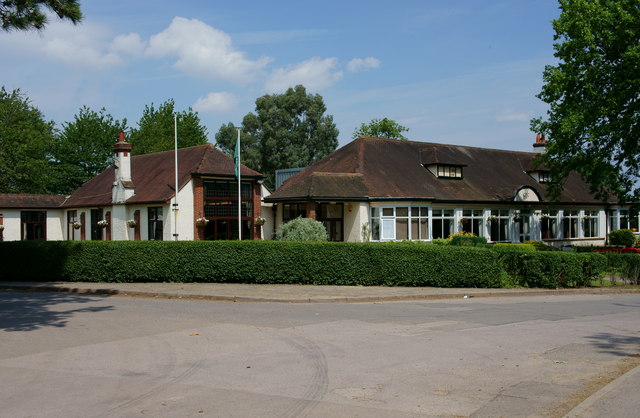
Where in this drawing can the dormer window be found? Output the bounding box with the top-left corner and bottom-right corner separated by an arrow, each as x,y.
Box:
436,165 -> 463,178
538,171 -> 550,183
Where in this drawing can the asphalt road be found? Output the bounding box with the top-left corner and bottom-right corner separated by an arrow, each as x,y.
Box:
1,291 -> 639,417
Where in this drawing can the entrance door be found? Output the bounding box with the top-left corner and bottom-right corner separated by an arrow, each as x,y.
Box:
518,211 -> 532,242
316,203 -> 344,241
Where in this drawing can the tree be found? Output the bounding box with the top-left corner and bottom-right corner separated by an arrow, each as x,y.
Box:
0,86 -> 55,193
1,0 -> 82,31
49,106 -> 127,194
531,0 -> 640,203
129,99 -> 209,155
215,85 -> 339,189
352,117 -> 409,140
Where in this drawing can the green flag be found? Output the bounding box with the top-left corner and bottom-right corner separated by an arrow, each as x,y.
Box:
233,132 -> 240,179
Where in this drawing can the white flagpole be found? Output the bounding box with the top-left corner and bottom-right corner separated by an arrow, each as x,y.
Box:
237,128 -> 242,240
173,114 -> 179,241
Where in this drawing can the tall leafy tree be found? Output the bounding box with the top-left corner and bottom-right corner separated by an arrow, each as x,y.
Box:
352,117 -> 409,140
0,86 -> 55,193
50,106 -> 127,194
215,85 -> 339,189
531,0 -> 640,203
129,99 -> 208,155
1,0 -> 82,31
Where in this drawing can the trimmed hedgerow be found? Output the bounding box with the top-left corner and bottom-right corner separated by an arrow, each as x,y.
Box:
0,241 -> 503,288
496,251 -> 606,288
0,241 -> 610,289
450,235 -> 488,247
602,253 -> 640,285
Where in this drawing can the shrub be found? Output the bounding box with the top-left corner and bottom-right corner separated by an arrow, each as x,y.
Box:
450,235 -> 487,247
524,240 -> 561,251
275,217 -> 328,241
608,229 -> 636,247
490,243 -> 537,252
431,238 -> 451,245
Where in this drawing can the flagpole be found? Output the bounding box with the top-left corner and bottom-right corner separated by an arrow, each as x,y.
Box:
173,114 -> 179,241
236,128 -> 242,240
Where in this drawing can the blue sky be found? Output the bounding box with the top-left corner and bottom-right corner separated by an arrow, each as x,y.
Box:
1,0 -> 560,151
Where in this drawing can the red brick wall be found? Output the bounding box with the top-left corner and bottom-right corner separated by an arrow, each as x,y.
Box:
193,177 -> 205,240
80,213 -> 86,241
253,183 -> 262,240
105,211 -> 111,241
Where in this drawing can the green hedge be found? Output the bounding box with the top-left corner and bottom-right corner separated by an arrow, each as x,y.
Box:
0,241 -> 611,289
0,241 -> 503,288
496,251 -> 606,288
603,253 -> 640,284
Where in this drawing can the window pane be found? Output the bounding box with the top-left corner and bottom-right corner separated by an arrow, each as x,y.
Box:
382,208 -> 394,217
382,219 -> 395,240
420,218 -> 428,240
411,207 -> 419,216
433,219 -> 444,239
411,219 -> 419,239
396,207 -> 408,217
371,218 -> 380,240
420,207 -> 428,216
396,219 -> 408,240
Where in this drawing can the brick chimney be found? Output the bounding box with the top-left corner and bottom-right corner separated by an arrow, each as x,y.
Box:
112,131 -> 135,203
533,133 -> 547,154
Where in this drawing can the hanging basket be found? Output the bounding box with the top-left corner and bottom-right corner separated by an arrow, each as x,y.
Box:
196,217 -> 209,226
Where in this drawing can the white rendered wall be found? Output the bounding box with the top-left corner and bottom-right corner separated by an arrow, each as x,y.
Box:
171,179 -> 194,241
344,202 -> 368,242
46,210 -> 64,241
0,209 -> 20,241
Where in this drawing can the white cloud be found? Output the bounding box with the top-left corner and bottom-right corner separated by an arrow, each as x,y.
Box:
146,17 -> 271,84
193,92 -> 240,114
110,33 -> 146,56
265,57 -> 343,92
0,17 -> 123,69
495,108 -> 533,122
347,57 -> 380,72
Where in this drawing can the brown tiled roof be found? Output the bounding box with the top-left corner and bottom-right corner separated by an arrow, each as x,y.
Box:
266,136 -> 603,204
0,193 -> 67,208
64,144 -> 262,208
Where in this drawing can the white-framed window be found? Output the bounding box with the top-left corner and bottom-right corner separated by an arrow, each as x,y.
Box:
432,209 -> 454,239
538,171 -> 551,183
562,210 -> 580,238
489,209 -> 510,242
370,206 -> 429,241
460,209 -> 483,236
619,209 -> 639,232
541,210 -> 559,240
436,165 -> 463,178
583,210 -> 599,238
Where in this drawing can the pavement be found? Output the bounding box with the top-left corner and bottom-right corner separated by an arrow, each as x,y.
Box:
1,280 -> 639,303
2,281 -> 640,417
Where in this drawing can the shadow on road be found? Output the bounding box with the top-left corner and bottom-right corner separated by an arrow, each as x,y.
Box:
0,291 -> 113,332
586,332 -> 640,357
